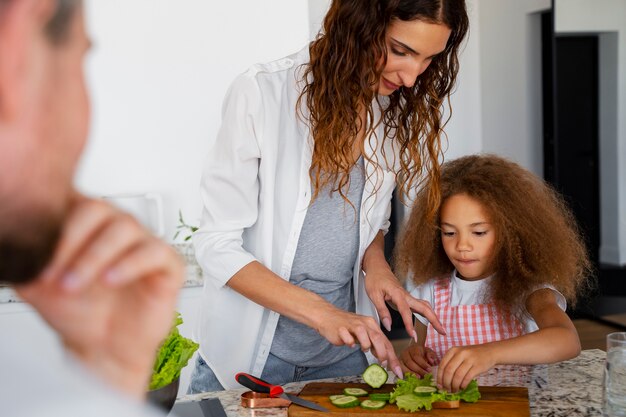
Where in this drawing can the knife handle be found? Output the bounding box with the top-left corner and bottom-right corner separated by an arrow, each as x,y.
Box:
235,372 -> 284,397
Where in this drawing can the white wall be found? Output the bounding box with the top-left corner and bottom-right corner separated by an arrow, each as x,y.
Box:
77,0 -> 310,241
554,0 -> 626,265
77,0 -> 625,264
439,0 -> 483,160
473,0 -> 550,175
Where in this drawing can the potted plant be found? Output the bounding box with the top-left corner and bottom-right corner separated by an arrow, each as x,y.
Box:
147,312 -> 199,412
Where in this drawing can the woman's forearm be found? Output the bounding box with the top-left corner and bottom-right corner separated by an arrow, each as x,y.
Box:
226,260 -> 334,331
362,231 -> 392,274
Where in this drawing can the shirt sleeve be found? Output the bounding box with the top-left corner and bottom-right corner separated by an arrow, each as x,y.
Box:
521,284 -> 568,332
410,280 -> 436,326
192,71 -> 263,287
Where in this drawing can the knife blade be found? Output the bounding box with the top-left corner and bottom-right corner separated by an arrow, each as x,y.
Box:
235,372 -> 329,412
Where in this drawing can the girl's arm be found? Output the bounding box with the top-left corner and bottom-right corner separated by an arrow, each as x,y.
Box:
362,231 -> 445,338
437,288 -> 580,392
399,321 -> 437,375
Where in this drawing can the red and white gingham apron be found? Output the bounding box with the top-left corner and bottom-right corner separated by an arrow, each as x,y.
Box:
425,277 -> 525,363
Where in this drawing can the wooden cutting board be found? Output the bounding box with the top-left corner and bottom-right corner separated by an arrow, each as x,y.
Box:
287,382 -> 529,417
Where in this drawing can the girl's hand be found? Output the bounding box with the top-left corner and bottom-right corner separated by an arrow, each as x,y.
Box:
400,345 -> 437,376
315,305 -> 404,379
364,268 -> 446,339
437,345 -> 495,392
16,196 -> 184,398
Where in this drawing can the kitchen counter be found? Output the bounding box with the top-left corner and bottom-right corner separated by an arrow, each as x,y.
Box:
0,242 -> 203,304
178,349 -> 606,417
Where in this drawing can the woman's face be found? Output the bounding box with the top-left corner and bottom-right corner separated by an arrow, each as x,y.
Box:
377,18 -> 451,96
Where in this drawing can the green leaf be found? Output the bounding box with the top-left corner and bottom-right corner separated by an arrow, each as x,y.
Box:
395,393 -> 444,412
149,312 -> 199,390
459,380 -> 481,403
388,372 -> 480,411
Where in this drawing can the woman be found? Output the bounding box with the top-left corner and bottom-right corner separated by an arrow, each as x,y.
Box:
190,0 -> 469,392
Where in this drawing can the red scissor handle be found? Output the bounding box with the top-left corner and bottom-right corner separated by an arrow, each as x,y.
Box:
235,372 -> 285,397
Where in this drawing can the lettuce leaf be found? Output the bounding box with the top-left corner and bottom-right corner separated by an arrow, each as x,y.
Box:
149,312 -> 199,390
459,380 -> 480,403
395,393 -> 441,412
389,372 -> 480,411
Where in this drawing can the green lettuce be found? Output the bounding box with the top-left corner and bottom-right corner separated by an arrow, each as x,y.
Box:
149,312 -> 199,390
389,372 -> 480,411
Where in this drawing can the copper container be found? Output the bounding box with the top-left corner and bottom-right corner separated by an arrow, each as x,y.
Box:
240,391 -> 292,408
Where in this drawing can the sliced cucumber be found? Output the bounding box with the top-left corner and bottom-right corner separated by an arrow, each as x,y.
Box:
368,393 -> 391,402
413,386 -> 438,396
362,363 -> 388,388
328,394 -> 347,402
360,400 -> 387,410
343,387 -> 368,397
330,395 -> 360,408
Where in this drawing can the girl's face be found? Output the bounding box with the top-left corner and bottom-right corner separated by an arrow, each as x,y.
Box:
440,194 -> 497,281
377,18 -> 451,96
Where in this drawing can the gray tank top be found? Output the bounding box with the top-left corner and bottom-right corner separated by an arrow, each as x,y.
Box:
270,158 -> 365,367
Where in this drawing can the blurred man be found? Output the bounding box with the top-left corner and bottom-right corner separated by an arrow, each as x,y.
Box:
0,0 -> 183,414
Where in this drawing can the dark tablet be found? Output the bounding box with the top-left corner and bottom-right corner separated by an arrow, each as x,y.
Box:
169,398 -> 227,417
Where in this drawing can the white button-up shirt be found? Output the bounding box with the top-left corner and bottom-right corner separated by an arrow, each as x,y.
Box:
193,46 -> 400,389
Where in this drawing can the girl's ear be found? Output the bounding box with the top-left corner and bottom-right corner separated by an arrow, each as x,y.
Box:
0,0 -> 55,122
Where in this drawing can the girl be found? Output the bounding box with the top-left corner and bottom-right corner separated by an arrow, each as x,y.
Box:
190,0 -> 469,392
395,154 -> 592,392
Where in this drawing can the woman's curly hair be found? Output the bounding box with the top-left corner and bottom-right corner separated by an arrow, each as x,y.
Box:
298,0 -> 468,217
394,154 -> 593,312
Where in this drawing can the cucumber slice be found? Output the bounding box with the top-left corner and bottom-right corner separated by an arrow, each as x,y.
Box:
328,394 -> 347,402
360,400 -> 387,410
343,387 -> 368,397
413,386 -> 438,396
368,393 -> 391,401
362,363 -> 388,388
330,395 -> 360,408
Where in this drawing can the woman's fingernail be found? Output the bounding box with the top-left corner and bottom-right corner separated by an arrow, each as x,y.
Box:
382,318 -> 392,332
62,273 -> 81,291
394,366 -> 403,379
412,331 -> 418,343
381,360 -> 388,368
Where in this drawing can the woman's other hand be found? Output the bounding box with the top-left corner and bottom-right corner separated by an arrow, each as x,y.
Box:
362,232 -> 446,340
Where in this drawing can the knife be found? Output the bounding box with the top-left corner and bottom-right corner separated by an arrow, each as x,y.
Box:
235,372 -> 329,412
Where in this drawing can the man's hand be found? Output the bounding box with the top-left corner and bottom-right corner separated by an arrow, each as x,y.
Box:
15,196 -> 184,398
400,344 -> 437,376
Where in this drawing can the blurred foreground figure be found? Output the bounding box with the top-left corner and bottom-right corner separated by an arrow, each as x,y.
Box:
0,1 -> 183,415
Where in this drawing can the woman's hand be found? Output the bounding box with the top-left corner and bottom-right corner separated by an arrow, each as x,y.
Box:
314,304 -> 405,378
16,196 -> 184,398
400,344 -> 437,376
436,345 -> 495,392
362,232 -> 445,340
364,267 -> 446,339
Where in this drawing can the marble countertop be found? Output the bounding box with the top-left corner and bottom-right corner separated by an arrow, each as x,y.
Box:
179,349 -> 607,417
0,243 -> 203,304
